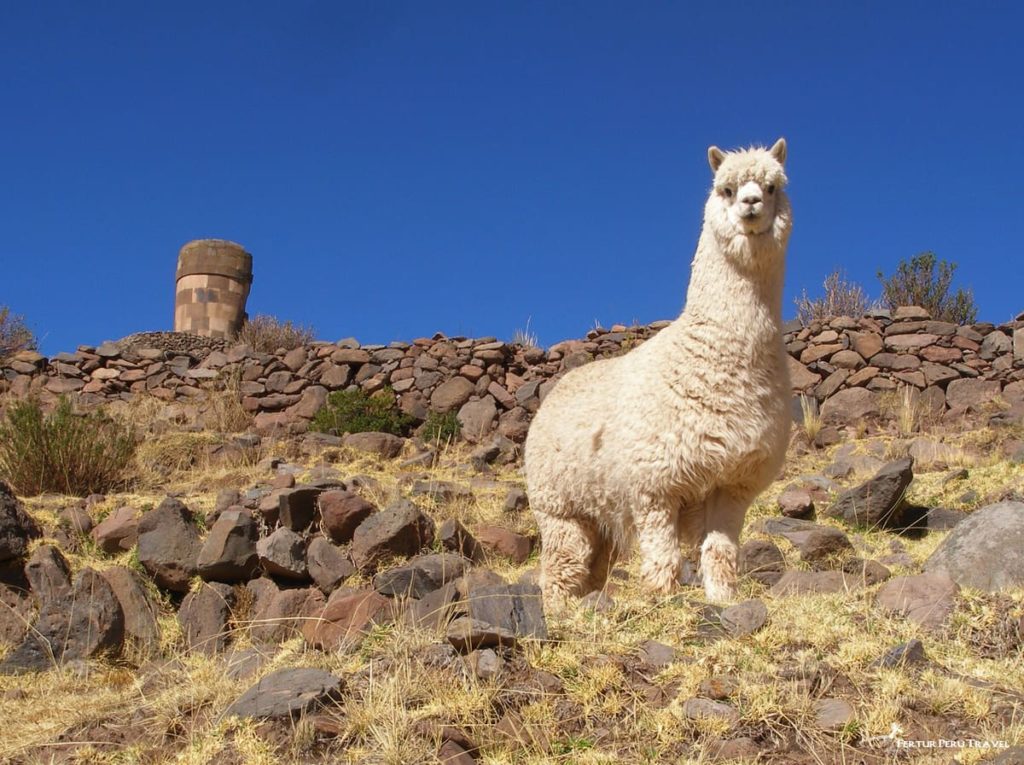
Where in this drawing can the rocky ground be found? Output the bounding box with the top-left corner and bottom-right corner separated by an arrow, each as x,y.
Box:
1,407 -> 1023,764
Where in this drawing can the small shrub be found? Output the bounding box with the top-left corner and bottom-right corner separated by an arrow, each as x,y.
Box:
0,306 -> 35,359
881,385 -> 923,436
799,394 -> 822,443
421,410 -> 461,444
311,387 -> 413,436
235,314 -> 316,353
511,317 -> 540,348
0,397 -> 136,496
877,251 -> 977,324
795,270 -> 870,326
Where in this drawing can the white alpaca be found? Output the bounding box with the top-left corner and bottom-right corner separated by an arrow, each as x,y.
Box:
524,139 -> 792,604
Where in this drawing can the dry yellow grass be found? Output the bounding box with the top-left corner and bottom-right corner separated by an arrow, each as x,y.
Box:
2,421 -> 1022,763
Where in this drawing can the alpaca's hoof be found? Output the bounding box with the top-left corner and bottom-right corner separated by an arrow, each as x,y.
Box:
703,579 -> 737,604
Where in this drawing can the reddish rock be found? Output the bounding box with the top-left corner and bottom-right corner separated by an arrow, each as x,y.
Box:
319,490 -> 376,545
179,582 -> 236,655
431,377 -> 476,413
474,525 -> 533,564
303,589 -> 392,650
342,432 -> 404,458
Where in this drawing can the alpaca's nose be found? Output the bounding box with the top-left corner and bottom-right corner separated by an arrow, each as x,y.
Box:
741,193 -> 762,206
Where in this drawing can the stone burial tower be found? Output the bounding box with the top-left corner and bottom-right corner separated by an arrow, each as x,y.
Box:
174,239 -> 253,338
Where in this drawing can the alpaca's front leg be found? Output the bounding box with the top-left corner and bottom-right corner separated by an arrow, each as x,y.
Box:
634,497 -> 682,593
699,488 -> 750,603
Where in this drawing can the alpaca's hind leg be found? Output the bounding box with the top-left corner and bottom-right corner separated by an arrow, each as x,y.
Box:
536,511 -> 600,602
585,533 -> 617,594
634,497 -> 682,593
699,488 -> 750,603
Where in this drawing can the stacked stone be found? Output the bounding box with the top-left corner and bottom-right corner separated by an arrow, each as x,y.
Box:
1,309 -> 1022,439
174,239 -> 253,339
783,306 -> 1024,424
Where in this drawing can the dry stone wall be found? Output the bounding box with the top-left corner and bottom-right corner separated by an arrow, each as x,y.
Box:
2,308 -> 1022,439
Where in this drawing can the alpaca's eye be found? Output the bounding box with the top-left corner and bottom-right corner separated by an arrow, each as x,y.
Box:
722,187 -> 733,198
767,184 -> 776,195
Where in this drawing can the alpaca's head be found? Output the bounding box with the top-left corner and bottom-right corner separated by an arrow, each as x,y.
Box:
703,139 -> 791,268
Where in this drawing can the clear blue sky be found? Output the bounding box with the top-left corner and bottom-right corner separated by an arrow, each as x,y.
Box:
2,2 -> 1021,355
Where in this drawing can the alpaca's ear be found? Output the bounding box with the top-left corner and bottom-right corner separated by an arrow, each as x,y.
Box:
708,146 -> 725,173
770,138 -> 787,165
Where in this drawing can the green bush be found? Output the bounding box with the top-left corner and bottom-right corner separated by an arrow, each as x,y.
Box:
421,410 -> 461,444
311,387 -> 413,436
0,397 -> 137,496
0,306 -> 35,360
877,252 -> 977,324
235,314 -> 315,353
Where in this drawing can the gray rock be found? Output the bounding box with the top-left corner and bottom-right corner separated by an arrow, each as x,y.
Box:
306,537 -> 356,593
0,481 -> 41,562
179,582 -> 236,655
372,553 -> 469,599
277,486 -> 323,532
256,528 -> 309,581
870,639 -> 927,670
719,599 -> 768,637
59,505 -> 94,535
446,583 -> 547,652
825,458 -> 914,529
0,568 -> 124,673
875,573 -> 958,628
137,499 -> 202,593
457,398 -> 497,444
196,509 -> 260,583
739,539 -> 785,585
0,585 -> 32,647
503,488 -> 529,514
225,667 -> 345,719
100,567 -> 161,648
924,501 -> 1024,592
438,518 -> 481,561
350,499 -> 435,572
25,545 -> 71,603
410,479 -> 472,504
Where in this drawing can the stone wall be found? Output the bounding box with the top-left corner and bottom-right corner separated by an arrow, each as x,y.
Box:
2,307 -> 1022,439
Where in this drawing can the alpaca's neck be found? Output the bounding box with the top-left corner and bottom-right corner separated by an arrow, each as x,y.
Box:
679,229 -> 786,342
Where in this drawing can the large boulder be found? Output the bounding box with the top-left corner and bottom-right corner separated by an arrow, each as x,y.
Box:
256,528 -> 309,581
100,567 -> 161,648
0,568 -> 125,673
179,582 -> 236,655
825,458 -> 915,529
136,498 -> 202,593
351,500 -> 435,572
924,501 -> 1024,592
196,509 -> 260,583
319,490 -> 376,545
0,480 -> 40,562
